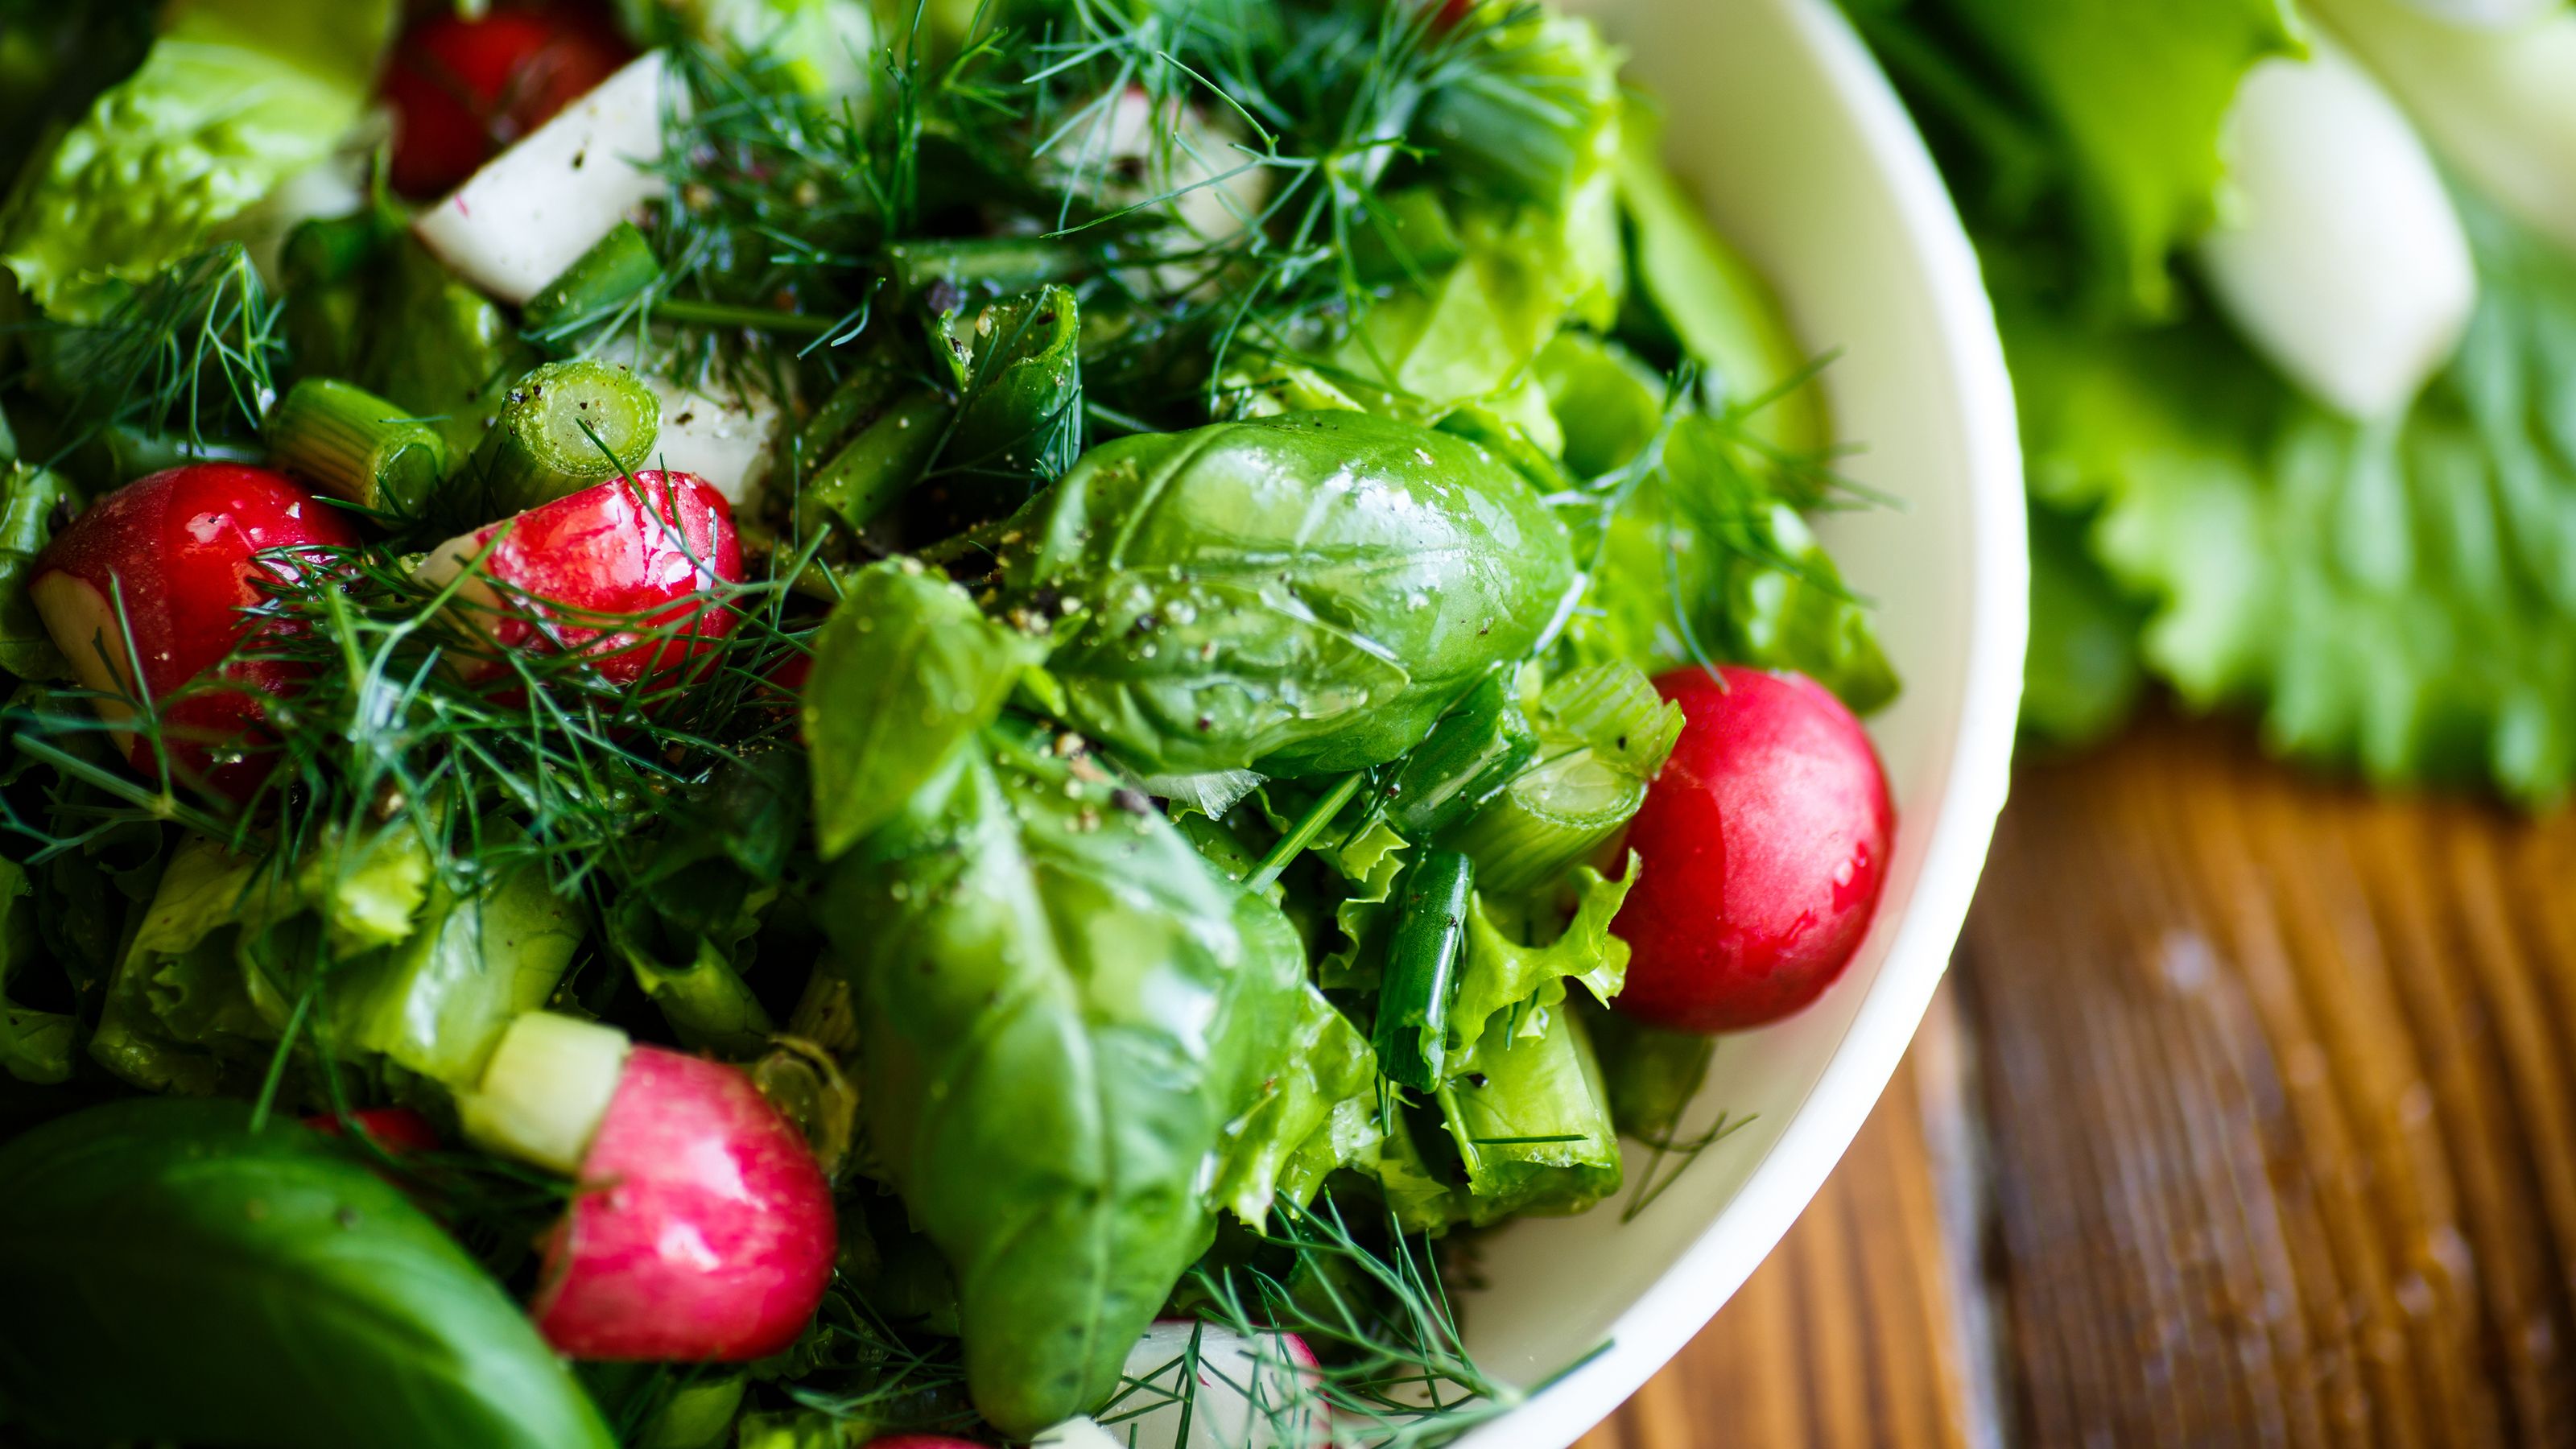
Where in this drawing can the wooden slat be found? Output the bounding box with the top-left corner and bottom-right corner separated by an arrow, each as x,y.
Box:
1576,1030 -> 1973,1449
1955,713 -> 2576,1447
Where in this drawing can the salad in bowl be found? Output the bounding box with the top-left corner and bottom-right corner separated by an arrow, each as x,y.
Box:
0,0 -> 1909,1444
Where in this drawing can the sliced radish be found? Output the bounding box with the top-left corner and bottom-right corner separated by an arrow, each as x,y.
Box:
1109,1322 -> 1326,1449
415,469 -> 744,691
413,50 -> 674,305
459,1013 -> 836,1361
31,464 -> 358,799
2193,41 -> 2475,419
382,4 -> 635,199
2317,0 -> 2576,254
1612,667 -> 1893,1034
457,1011 -> 632,1175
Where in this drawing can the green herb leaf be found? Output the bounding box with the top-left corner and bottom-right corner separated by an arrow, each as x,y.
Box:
0,1096 -> 617,1448
0,0 -> 398,319
804,559 -> 1046,859
815,730 -> 1302,1435
997,411 -> 1577,778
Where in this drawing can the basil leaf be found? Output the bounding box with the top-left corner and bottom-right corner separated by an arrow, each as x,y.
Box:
805,559 -> 1046,858
0,1097 -> 615,1448
817,731 -> 1296,1435
999,411 -> 1578,777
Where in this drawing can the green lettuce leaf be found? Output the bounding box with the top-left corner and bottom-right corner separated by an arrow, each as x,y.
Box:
0,463 -> 72,680
2017,192 -> 2576,802
1208,897 -> 1382,1227
1842,0 -> 2298,316
1,0 -> 398,319
0,857 -> 72,1085
1446,856 -> 1637,1077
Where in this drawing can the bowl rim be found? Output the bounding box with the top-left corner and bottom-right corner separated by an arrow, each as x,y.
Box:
1447,1 -> 2028,1445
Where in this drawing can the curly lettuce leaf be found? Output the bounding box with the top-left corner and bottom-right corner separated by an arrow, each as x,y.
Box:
1843,0 -> 2299,316
1209,897 -> 1382,1227
0,463 -> 72,680
2017,192 -> 2576,802
1446,856 -> 1637,1077
1,0 -> 398,319
0,857 -> 72,1085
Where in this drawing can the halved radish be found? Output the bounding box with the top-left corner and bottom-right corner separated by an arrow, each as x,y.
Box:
413,49 -> 674,304
415,469 -> 743,691
1111,1321 -> 1326,1449
1612,667 -> 1893,1033
30,464 -> 358,799
382,4 -> 634,199
458,1013 -> 836,1361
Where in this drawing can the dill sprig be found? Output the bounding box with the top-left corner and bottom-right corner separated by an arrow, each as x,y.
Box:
6,242 -> 285,465
1154,1195 -> 1525,1449
2,525 -> 818,914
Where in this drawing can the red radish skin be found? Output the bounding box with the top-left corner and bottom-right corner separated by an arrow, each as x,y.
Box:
31,464 -> 357,799
303,1107 -> 441,1155
382,5 -> 633,198
532,1046 -> 835,1361
422,471 -> 744,691
1612,667 -> 1893,1033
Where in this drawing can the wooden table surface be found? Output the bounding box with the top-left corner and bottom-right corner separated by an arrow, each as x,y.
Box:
1575,709 -> 2576,1449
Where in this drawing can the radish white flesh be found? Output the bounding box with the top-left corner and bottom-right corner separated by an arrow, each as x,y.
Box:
2194,43 -> 2475,420
414,51 -> 674,304
457,1011 -> 632,1174
639,382 -> 782,510
1113,1322 -> 1326,1449
2316,0 -> 2576,254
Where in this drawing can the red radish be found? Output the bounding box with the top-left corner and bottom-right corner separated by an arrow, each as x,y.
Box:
1116,1321 -> 1325,1449
381,4 -> 633,199
1612,667 -> 1893,1033
31,464 -> 357,799
417,471 -> 744,692
457,1013 -> 835,1362
303,1106 -> 441,1155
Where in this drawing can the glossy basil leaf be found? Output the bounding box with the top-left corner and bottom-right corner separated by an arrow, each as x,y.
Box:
0,857 -> 72,1084
805,560 -> 1047,858
0,463 -> 72,680
816,730 -> 1294,1435
0,1096 -> 616,1448
997,411 -> 1578,777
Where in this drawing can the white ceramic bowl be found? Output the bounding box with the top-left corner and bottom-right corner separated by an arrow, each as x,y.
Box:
1453,0 -> 2026,1443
